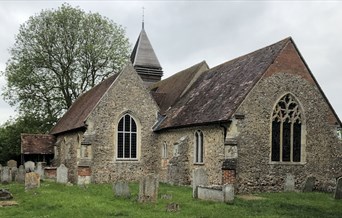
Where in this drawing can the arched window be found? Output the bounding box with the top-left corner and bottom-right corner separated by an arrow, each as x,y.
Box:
117,114 -> 137,160
271,94 -> 302,162
194,130 -> 204,163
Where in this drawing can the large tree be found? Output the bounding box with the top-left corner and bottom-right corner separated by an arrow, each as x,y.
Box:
2,4 -> 130,127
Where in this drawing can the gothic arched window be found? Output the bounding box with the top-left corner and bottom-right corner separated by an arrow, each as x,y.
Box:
271,94 -> 303,162
194,130 -> 204,163
117,114 -> 137,159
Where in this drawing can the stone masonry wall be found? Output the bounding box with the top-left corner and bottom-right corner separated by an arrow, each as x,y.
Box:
157,125 -> 225,186
235,71 -> 342,193
85,64 -> 160,183
55,131 -> 83,183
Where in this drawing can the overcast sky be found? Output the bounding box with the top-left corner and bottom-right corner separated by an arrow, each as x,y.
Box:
0,1 -> 342,125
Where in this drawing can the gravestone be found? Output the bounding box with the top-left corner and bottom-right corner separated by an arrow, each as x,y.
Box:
25,172 -> 40,190
334,177 -> 342,200
1,167 -> 12,184
113,181 -> 130,197
0,164 -> 2,181
35,162 -> 44,180
166,203 -> 180,212
11,167 -> 18,182
139,174 -> 159,203
223,184 -> 235,203
16,165 -> 26,183
56,164 -> 68,184
302,176 -> 316,192
24,161 -> 35,172
7,160 -> 17,168
284,173 -> 295,192
0,189 -> 13,200
192,168 -> 208,198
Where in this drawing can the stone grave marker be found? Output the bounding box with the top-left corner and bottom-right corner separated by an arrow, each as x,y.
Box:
223,184 -> 235,203
192,168 -> 208,198
302,176 -> 316,192
139,174 -> 159,203
11,167 -> 18,182
7,160 -> 17,168
35,162 -> 44,180
16,165 -> 26,183
0,164 -> 2,181
25,172 -> 40,190
166,203 -> 180,212
113,181 -> 130,197
24,161 -> 35,172
0,189 -> 13,200
1,167 -> 12,184
334,177 -> 342,200
57,164 -> 68,184
284,173 -> 295,192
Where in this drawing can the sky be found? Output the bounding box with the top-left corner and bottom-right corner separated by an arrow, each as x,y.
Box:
0,1 -> 342,125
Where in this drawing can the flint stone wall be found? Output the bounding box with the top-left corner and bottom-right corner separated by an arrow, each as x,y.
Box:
157,125 -> 225,186
236,71 -> 342,193
83,65 -> 160,183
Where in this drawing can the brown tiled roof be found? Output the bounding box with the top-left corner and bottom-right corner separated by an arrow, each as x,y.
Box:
21,134 -> 55,154
50,74 -> 119,135
156,38 -> 291,130
149,61 -> 209,114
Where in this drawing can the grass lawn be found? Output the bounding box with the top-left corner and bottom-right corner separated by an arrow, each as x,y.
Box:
0,181 -> 341,218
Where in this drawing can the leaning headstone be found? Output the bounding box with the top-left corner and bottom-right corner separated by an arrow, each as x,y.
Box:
0,189 -> 13,200
7,160 -> 17,168
11,167 -> 18,182
192,168 -> 208,198
16,165 -> 25,183
223,184 -> 235,203
284,173 -> 295,192
35,162 -> 44,180
24,161 -> 35,172
56,164 -> 68,184
334,177 -> 342,200
166,202 -> 180,212
1,167 -> 12,184
113,181 -> 131,198
139,174 -> 159,203
302,176 -> 316,192
25,172 -> 40,190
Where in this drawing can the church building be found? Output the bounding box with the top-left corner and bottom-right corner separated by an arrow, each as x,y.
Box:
41,23 -> 341,193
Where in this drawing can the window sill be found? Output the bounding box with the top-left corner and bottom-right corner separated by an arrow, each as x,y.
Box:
269,161 -> 306,165
115,159 -> 139,163
194,162 -> 205,165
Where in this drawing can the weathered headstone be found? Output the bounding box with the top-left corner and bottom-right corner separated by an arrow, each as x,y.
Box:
1,167 -> 12,184
7,160 -> 17,168
0,189 -> 13,200
25,172 -> 40,190
302,176 -> 316,192
113,181 -> 131,197
11,167 -> 18,182
0,164 -> 2,181
166,203 -> 180,212
24,161 -> 35,172
192,168 -> 208,198
56,164 -> 68,184
139,174 -> 159,203
35,162 -> 44,180
223,184 -> 234,203
334,177 -> 342,200
284,173 -> 295,192
16,165 -> 26,183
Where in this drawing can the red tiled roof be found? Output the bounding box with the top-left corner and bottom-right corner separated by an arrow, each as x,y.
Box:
50,74 -> 118,135
21,134 -> 55,154
156,38 -> 291,130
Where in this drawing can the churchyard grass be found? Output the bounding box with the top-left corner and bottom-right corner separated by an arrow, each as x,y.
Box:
0,181 -> 341,218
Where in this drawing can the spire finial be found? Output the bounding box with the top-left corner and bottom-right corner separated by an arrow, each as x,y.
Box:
142,7 -> 145,29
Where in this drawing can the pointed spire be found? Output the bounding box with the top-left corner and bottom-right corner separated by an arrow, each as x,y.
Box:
130,11 -> 163,85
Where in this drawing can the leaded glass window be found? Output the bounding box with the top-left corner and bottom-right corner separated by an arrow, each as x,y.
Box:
195,130 -> 204,163
271,94 -> 302,162
117,114 -> 137,159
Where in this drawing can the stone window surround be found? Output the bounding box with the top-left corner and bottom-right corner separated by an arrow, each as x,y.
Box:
269,93 -> 307,165
114,112 -> 141,162
194,130 -> 204,164
162,141 -> 168,159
